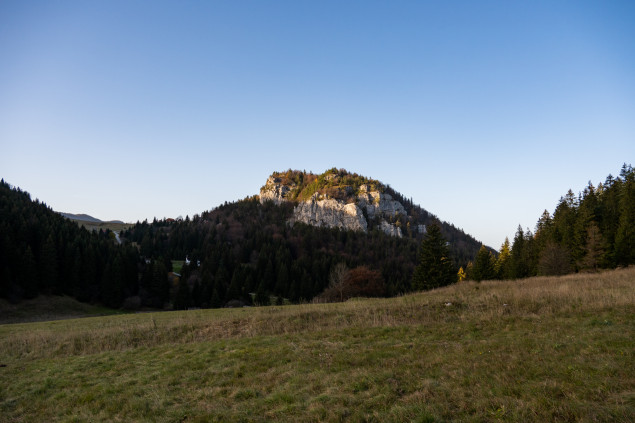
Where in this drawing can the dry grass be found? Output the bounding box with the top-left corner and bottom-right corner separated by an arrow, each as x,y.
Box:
1,267 -> 633,422
2,267 -> 632,360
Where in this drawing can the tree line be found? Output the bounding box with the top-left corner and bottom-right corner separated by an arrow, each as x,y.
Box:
10,161 -> 626,310
462,164 -> 635,282
0,180 -> 140,306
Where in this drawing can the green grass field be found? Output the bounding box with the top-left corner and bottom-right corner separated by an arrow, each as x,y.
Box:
1,268 -> 633,422
172,260 -> 185,274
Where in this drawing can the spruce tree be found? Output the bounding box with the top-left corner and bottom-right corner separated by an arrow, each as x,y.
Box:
509,226 -> 530,278
173,277 -> 191,310
472,245 -> 495,282
39,234 -> 58,293
412,223 -> 456,291
580,222 -> 604,271
615,166 -> 635,265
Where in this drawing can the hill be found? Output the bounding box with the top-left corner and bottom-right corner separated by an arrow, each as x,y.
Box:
123,168 -> 486,307
1,267 -> 632,422
60,212 -> 103,223
60,212 -> 131,232
259,168 -> 481,244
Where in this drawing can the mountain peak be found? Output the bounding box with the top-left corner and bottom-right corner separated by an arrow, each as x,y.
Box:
259,168 -> 410,237
260,168 -> 385,204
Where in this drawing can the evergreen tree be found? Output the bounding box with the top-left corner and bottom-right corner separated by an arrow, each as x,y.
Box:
20,246 -> 38,299
472,245 -> 495,282
614,166 -> 635,265
225,268 -> 243,302
412,223 -> 456,291
274,262 -> 289,295
210,287 -> 223,308
173,276 -> 191,310
552,191 -> 579,262
150,260 -> 169,308
509,226 -> 528,278
254,281 -> 269,306
101,254 -> 124,308
580,222 -> 604,271
494,238 -> 511,279
537,242 -> 571,276
39,234 -> 59,293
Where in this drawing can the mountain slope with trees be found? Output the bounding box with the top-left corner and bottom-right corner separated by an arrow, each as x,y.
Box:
123,169 -> 486,307
0,180 -> 141,306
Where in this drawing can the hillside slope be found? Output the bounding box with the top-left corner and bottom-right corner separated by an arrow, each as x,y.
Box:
124,169 -> 486,307
259,168 -> 485,251
0,179 -> 140,306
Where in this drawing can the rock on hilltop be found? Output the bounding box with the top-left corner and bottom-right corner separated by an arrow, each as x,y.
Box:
259,168 -> 412,237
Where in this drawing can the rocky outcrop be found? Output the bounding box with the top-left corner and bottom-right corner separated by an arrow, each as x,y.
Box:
259,176 -> 296,205
379,220 -> 402,238
291,193 -> 367,232
259,173 -> 408,237
357,189 -> 407,220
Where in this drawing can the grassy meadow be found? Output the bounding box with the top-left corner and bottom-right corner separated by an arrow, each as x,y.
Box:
0,296 -> 125,325
1,268 -> 633,422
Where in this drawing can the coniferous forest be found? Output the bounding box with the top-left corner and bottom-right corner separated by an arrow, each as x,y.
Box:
0,180 -> 140,306
122,196 -> 481,309
1,164 -> 633,310
466,164 -> 635,281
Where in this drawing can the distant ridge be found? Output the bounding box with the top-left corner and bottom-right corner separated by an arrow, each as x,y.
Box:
60,212 -> 102,223
60,212 -> 124,224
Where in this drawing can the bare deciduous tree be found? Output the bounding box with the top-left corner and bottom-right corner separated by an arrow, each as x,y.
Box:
328,262 -> 348,302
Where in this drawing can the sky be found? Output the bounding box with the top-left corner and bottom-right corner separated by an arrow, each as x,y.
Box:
1,0 -> 634,249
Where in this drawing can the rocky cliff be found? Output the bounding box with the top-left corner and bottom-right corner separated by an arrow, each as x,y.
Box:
258,176 -> 297,205
291,193 -> 368,232
259,169 -> 408,237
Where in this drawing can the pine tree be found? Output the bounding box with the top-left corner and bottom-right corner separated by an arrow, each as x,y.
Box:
412,223 -> 456,291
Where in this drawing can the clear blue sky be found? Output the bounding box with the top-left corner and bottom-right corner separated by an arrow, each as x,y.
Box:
1,1 -> 634,249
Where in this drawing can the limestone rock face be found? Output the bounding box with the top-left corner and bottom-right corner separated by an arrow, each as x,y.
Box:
292,194 -> 367,232
259,176 -> 296,205
357,191 -> 407,220
258,173 -> 408,237
379,220 -> 402,238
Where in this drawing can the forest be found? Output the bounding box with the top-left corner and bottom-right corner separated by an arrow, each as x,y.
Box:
122,193 -> 482,308
0,180 -> 140,306
465,163 -> 635,282
1,164 -> 633,310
